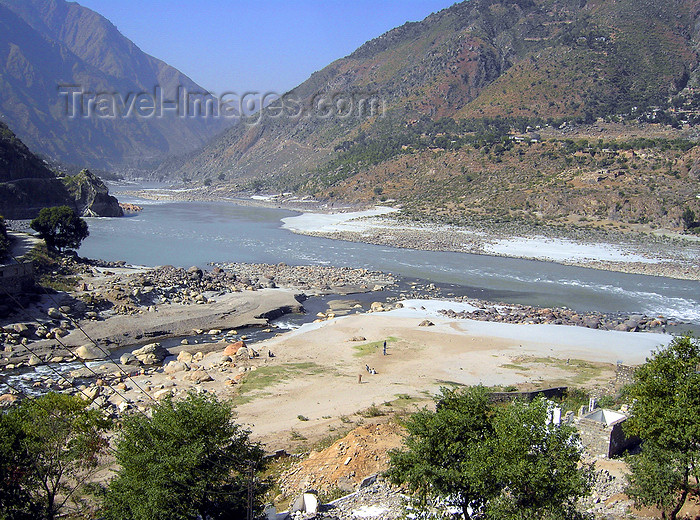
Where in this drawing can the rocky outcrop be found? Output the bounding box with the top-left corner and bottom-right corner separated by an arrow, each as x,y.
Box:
0,122 -> 74,219
62,169 -> 123,217
0,123 -> 123,218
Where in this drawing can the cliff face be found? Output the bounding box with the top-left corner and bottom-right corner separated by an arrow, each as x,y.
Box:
0,122 -> 122,219
61,169 -> 123,217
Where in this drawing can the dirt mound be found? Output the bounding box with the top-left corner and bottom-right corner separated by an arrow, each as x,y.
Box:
279,422 -> 405,497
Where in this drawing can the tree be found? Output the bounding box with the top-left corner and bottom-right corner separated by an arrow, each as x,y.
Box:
386,387 -> 591,520
0,393 -> 110,520
0,410 -> 38,520
103,391 -> 268,520
386,386 -> 499,520
624,334 -> 700,520
681,207 -> 696,230
30,206 -> 89,252
486,398 -> 591,520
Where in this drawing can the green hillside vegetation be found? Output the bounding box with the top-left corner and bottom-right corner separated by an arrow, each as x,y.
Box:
159,0 -> 700,231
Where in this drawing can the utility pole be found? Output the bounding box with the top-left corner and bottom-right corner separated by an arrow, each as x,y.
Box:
247,460 -> 254,520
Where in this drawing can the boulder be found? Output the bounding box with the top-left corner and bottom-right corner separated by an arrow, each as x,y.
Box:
419,320 -> 435,327
184,370 -> 214,383
28,354 -> 42,366
0,394 -> 19,406
187,266 -> 203,280
235,347 -> 249,359
13,323 -> 31,337
47,307 -> 62,319
119,353 -> 140,365
76,344 -> 106,360
177,351 -> 193,364
132,343 -> 168,364
164,361 -> 188,375
223,341 -> 247,356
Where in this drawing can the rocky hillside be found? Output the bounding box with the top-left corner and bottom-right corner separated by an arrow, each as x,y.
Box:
0,0 -> 232,171
0,122 -> 122,219
159,0 -> 700,229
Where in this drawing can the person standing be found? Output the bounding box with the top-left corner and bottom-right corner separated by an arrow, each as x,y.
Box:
383,340 -> 387,355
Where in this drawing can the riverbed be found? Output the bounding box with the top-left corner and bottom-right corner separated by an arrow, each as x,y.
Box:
78,191 -> 700,325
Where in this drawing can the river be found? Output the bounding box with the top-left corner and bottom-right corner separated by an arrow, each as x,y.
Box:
78,191 -> 700,325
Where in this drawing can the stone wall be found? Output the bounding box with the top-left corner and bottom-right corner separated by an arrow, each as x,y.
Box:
489,386 -> 568,403
577,416 -> 639,458
0,261 -> 34,305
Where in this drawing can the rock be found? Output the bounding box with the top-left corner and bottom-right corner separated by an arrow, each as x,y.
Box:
184,370 -> 214,383
120,353 -> 139,365
349,336 -> 366,342
154,389 -> 173,399
164,361 -> 187,375
0,394 -> 19,406
235,347 -> 249,359
177,351 -> 193,363
583,317 -> 601,329
76,344 -> 106,360
132,343 -> 168,364
28,354 -> 42,366
13,323 -> 31,337
223,341 -> 247,356
419,320 -> 435,327
187,266 -> 203,280
207,329 -> 221,335
82,386 -> 100,401
370,302 -> 385,312
47,307 -> 62,319
64,169 -> 123,217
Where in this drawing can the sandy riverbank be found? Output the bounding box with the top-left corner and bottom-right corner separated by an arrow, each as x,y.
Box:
281,208 -> 700,280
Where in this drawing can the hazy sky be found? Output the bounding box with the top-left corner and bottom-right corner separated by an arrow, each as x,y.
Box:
76,0 -> 455,95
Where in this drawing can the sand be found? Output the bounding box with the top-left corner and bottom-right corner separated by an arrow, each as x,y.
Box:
217,302 -> 671,446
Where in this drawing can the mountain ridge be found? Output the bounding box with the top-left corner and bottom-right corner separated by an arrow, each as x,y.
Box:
0,0 -> 233,172
157,0 -> 700,228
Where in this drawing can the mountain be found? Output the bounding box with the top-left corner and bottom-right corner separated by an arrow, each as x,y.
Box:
159,0 -> 700,228
0,121 -> 121,219
0,0 -> 232,171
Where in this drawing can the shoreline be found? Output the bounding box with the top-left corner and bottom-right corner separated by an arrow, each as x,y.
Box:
114,187 -> 700,281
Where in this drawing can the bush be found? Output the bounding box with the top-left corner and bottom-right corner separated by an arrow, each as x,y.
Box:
103,392 -> 269,520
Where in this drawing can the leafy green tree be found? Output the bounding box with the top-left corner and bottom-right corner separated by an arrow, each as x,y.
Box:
30,206 -> 89,252
0,393 -> 110,520
486,398 -> 591,520
386,386 -> 499,520
103,391 -> 268,520
0,410 -> 38,520
626,445 -> 691,520
624,334 -> 700,520
681,207 -> 696,229
387,387 -> 590,520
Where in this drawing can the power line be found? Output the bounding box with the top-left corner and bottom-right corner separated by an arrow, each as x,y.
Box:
3,246 -> 259,497
0,284 -> 153,411
6,250 -> 159,403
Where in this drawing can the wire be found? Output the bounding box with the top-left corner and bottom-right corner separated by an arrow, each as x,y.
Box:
7,250 -> 158,403
3,245 -> 261,501
0,284 -> 152,411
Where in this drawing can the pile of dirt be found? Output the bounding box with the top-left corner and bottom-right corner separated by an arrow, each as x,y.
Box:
279,422 -> 405,497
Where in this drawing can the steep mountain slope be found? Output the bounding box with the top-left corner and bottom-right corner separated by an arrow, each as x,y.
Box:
160,0 -> 700,227
0,121 -> 121,219
0,0 -> 232,171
